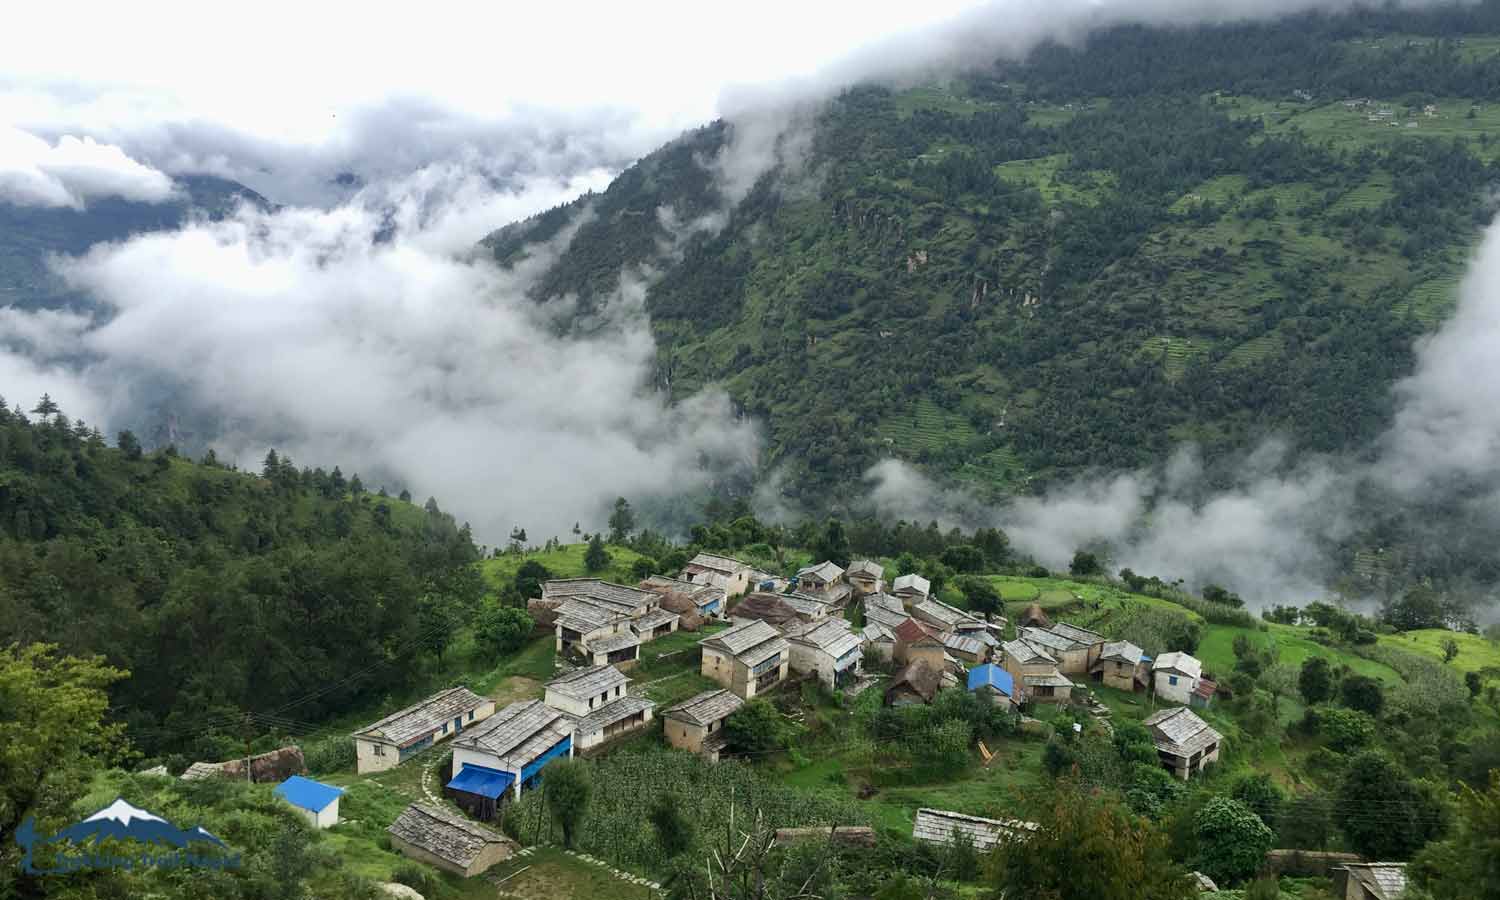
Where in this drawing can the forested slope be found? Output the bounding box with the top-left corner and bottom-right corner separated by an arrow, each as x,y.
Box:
487,3 -> 1500,509
0,397 -> 483,759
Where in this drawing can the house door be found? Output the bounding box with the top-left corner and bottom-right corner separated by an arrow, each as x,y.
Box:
453,716 -> 463,734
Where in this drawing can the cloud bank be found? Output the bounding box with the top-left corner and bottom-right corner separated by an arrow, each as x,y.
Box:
0,127 -> 176,208
868,218 -> 1500,608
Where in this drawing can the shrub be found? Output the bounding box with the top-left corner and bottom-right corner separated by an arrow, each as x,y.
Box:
302,734 -> 356,774
1315,706 -> 1377,753
1194,796 -> 1274,886
392,863 -> 440,895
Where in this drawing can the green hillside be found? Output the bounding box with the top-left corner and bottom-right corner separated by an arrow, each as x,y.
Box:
489,5 -> 1500,521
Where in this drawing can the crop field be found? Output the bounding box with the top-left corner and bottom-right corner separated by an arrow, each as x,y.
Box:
882,397 -> 978,453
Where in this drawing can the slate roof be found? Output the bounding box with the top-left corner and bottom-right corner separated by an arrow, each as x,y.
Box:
1095,640 -> 1145,667
685,553 -> 748,576
865,592 -> 905,614
916,598 -> 981,629
892,574 -> 931,596
545,665 -> 628,700
588,631 -> 641,655
632,608 -> 680,634
542,579 -> 654,610
1022,671 -> 1075,688
701,626 -> 788,669
1049,622 -> 1106,646
912,808 -> 1037,851
354,687 -> 488,747
662,688 -> 744,727
943,633 -> 986,657
790,619 -> 863,659
1002,638 -> 1056,665
1018,626 -> 1081,654
1342,863 -> 1408,900
554,597 -> 629,634
846,560 -> 884,579
453,700 -> 573,768
863,602 -> 908,631
797,561 -> 845,583
862,622 -> 895,644
781,593 -> 832,618
1143,706 -> 1222,757
565,695 -> 655,736
387,803 -> 511,869
1153,651 -> 1203,680
641,576 -> 725,606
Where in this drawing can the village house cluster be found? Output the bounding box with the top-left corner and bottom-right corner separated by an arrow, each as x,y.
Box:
324,551 -> 1233,877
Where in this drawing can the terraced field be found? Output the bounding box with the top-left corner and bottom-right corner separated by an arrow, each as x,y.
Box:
1219,333 -> 1284,369
1397,273 -> 1463,327
882,397 -> 978,453
1139,335 -> 1209,380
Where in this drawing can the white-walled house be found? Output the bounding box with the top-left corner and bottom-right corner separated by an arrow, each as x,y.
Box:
353,687 -> 495,774
787,619 -> 864,689
1152,651 -> 1204,705
447,700 -> 574,815
892,574 -> 931,606
796,561 -> 845,594
543,665 -> 655,750
680,553 -> 752,595
274,776 -> 343,829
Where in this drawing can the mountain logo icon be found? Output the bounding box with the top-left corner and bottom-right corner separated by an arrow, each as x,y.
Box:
15,798 -> 238,874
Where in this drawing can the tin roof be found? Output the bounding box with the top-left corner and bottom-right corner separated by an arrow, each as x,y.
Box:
545,665 -> 628,700
274,776 -> 343,814
1095,640 -> 1144,667
663,689 -> 744,727
943,633 -> 985,657
894,618 -> 942,644
966,664 -> 1015,696
353,687 -> 488,747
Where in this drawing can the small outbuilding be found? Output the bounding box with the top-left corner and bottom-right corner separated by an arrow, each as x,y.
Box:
1143,706 -> 1222,779
662,688 -> 744,762
885,660 -> 942,706
1151,651 -> 1204,705
845,560 -> 885,595
1090,640 -> 1150,692
912,808 -> 1037,852
966,664 -> 1018,711
274,775 -> 343,829
584,631 -> 642,670
1331,862 -> 1408,900
386,802 -> 517,878
795,560 -> 845,593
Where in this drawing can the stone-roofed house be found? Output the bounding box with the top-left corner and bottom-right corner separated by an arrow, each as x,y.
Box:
863,595 -> 909,632
584,630 -> 642,670
1152,651 -> 1204,705
892,573 -> 932,606
1019,624 -> 1103,674
387,803 -> 516,877
680,553 -> 752,595
541,579 -> 658,617
1000,638 -> 1056,678
1332,862 -> 1408,900
662,688 -> 745,762
1143,706 -> 1222,779
553,596 -> 633,657
796,560 -> 845,593
449,700 -> 575,805
912,808 -> 1037,851
641,575 -> 727,618
353,687 -> 495,774
632,607 -> 681,642
885,660 -> 942,706
699,619 -> 790,699
893,618 -> 946,669
1090,640 -> 1150,692
845,560 -> 884,595
913,597 -> 984,633
943,632 -> 988,666
861,621 -> 896,663
787,618 -> 864,689
782,592 -> 836,620
1022,669 -> 1075,704
541,665 -> 654,751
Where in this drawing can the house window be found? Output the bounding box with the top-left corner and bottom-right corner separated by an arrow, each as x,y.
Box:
468,711 -> 475,721
1168,676 -> 1179,686
373,744 -> 385,757
589,697 -> 595,709
441,723 -> 448,734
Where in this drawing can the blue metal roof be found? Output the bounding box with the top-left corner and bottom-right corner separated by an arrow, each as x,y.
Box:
274,775 -> 343,813
967,664 -> 1015,697
446,764 -> 515,799
522,736 -> 572,783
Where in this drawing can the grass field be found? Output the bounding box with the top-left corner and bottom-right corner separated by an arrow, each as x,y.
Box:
1195,623 -> 1403,683
1378,628 -> 1500,675
480,542 -> 645,591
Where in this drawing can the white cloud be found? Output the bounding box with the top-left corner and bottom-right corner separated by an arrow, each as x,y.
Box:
0,127 -> 176,208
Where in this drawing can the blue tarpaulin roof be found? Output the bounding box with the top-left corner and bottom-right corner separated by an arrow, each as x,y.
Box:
447,764 -> 515,799
967,664 -> 1016,697
274,775 -> 343,813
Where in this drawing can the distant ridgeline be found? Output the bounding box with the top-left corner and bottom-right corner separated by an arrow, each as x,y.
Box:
0,399 -> 483,758
484,1 -> 1500,589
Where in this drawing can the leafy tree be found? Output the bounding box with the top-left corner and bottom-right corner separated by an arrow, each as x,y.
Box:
118,429 -> 143,460
476,604 -> 534,655
513,559 -> 554,601
1315,706 -> 1376,753
1339,674 -> 1384,716
1442,637 -> 1460,663
584,534 -> 611,573
955,575 -> 1001,617
630,556 -> 659,581
1338,750 -> 1451,860
1409,772 -> 1500,900
1230,773 -> 1285,831
1277,792 -> 1334,850
1383,586 -> 1448,631
724,699 -> 784,755
991,779 -> 1196,900
608,497 -> 636,543
398,488 -> 412,502
813,519 -> 851,568
1243,877 -> 1283,900
30,394 -> 58,418
1193,796 -> 1274,886
1466,671 -> 1483,698
1069,550 -> 1102,577
1203,584 -> 1243,608
1298,656 -> 1334,705
939,544 -> 984,573
543,758 -> 592,848
649,792 -> 695,858
0,645 -> 127,893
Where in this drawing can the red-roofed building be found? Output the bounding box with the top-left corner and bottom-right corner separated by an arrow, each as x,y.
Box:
893,618 -> 945,669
